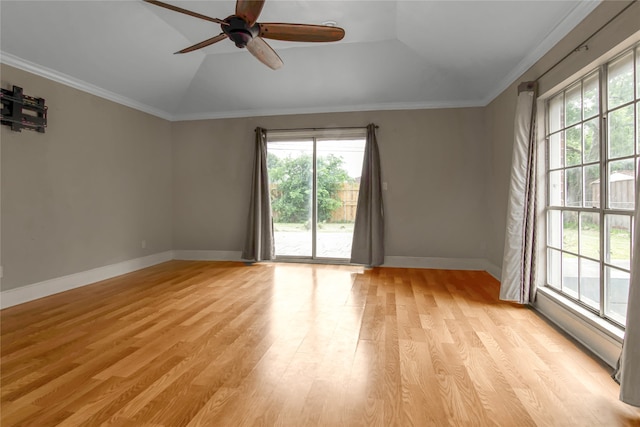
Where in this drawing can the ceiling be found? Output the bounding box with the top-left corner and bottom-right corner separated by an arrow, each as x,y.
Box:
0,1 -> 600,121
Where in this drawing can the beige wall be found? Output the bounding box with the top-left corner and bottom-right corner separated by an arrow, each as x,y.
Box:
484,0 -> 640,270
1,64 -> 173,291
2,65 -> 489,294
172,108 -> 489,259
172,1 -> 640,269
3,0 -> 638,294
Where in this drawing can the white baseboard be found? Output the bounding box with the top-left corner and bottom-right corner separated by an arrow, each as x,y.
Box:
383,256 -> 498,274
483,262 -> 502,281
532,288 -> 623,368
0,251 -> 173,309
173,253 -> 502,275
173,250 -> 243,262
1,247 -> 621,370
0,252 -> 501,309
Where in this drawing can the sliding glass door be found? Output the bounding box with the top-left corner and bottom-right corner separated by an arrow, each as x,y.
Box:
267,130 -> 365,261
267,138 -> 314,258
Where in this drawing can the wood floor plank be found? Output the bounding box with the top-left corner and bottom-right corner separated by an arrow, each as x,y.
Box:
2,261 -> 640,426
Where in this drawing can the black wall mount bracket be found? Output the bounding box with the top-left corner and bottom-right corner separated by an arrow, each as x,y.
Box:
1,85 -> 47,133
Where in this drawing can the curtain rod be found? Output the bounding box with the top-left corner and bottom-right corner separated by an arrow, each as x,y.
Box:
256,125 -> 378,132
536,0 -> 637,83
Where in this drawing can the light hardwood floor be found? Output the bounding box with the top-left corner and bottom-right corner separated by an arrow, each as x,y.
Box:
2,261 -> 639,426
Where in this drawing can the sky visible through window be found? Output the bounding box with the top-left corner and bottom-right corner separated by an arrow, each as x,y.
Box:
267,139 -> 365,178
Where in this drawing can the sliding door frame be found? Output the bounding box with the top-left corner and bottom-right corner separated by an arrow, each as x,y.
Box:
267,128 -> 367,263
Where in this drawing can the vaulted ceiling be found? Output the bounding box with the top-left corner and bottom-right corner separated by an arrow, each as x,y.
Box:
0,1 -> 600,120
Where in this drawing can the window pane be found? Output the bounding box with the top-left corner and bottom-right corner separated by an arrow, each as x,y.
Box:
268,140 -> 314,257
580,212 -> 600,259
548,210 -> 562,249
315,138 -> 365,259
549,132 -> 563,169
565,124 -> 582,166
549,170 -> 564,206
562,253 -> 579,298
637,102 -> 639,154
566,167 -> 582,207
563,211 -> 578,253
608,104 -> 634,159
583,118 -> 599,163
608,51 -> 634,109
605,266 -> 629,325
637,47 -> 640,99
608,159 -> 635,210
580,258 -> 600,309
549,94 -> 563,133
583,72 -> 599,119
565,83 -> 582,126
605,214 -> 631,270
548,248 -> 562,289
584,164 -> 600,208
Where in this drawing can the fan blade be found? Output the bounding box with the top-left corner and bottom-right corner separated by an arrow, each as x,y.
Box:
144,0 -> 226,25
175,33 -> 228,54
259,23 -> 345,43
235,0 -> 265,27
245,37 -> 283,70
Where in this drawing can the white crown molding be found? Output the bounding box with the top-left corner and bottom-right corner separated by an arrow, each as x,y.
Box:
172,99 -> 484,121
482,0 -> 601,106
0,50 -> 484,122
0,51 -> 174,121
0,251 -> 173,309
0,0 -> 600,122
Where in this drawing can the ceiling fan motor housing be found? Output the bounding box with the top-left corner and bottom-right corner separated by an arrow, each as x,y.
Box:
223,16 -> 259,48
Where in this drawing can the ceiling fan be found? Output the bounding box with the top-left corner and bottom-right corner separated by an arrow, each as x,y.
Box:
144,0 -> 345,70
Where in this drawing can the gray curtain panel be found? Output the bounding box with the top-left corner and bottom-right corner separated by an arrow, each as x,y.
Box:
500,82 -> 538,304
241,127 -> 274,262
612,161 -> 640,407
350,123 -> 384,266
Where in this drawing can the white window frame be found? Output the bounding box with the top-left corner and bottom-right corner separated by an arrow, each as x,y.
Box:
543,43 -> 639,329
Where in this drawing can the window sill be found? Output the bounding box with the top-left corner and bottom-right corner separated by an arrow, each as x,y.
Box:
536,286 -> 624,343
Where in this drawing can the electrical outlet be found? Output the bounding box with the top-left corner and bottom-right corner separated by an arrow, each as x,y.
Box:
141,240 -> 146,249
0,266 -> 3,279
382,182 -> 388,191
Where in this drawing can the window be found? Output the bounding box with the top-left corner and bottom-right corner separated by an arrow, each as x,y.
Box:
545,44 -> 639,327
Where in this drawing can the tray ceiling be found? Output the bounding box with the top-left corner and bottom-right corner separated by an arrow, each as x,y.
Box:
0,1 -> 600,120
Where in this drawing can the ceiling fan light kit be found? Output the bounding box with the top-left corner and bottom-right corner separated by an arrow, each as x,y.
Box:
144,0 -> 345,70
